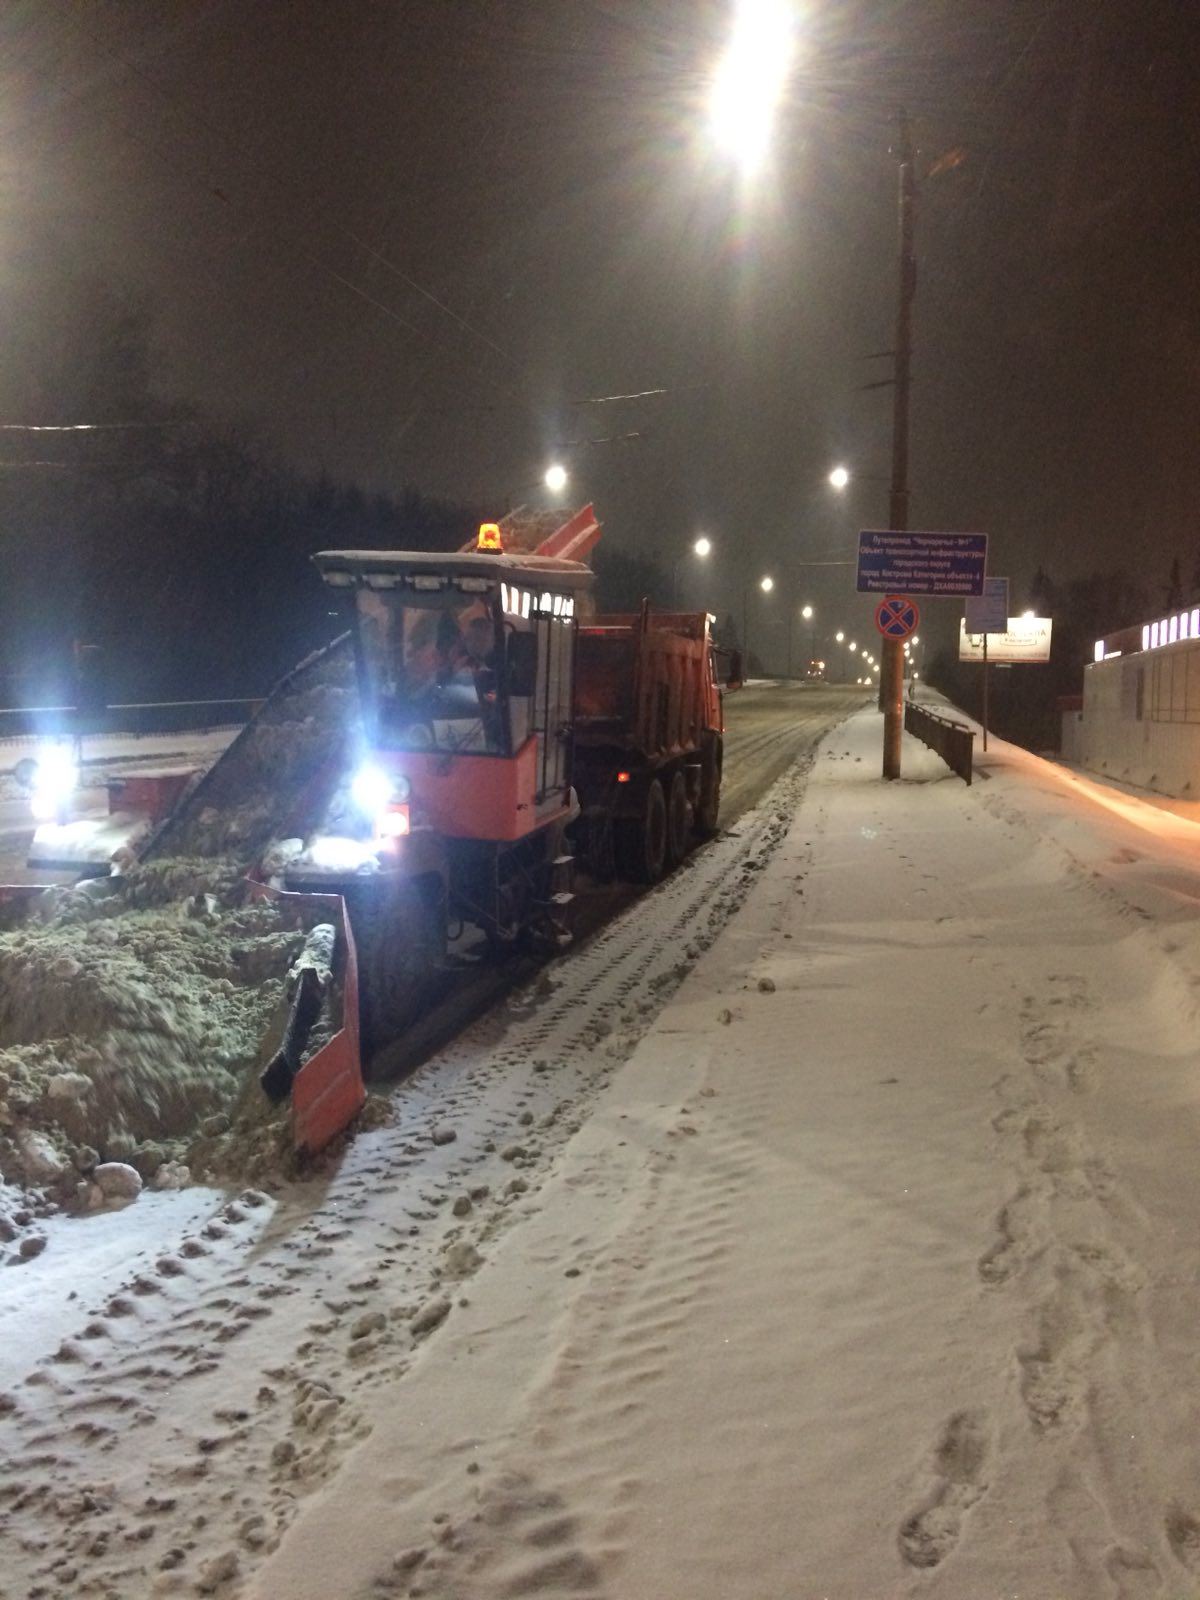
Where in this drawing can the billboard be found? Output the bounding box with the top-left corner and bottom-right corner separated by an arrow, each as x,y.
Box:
959,616 -> 1052,663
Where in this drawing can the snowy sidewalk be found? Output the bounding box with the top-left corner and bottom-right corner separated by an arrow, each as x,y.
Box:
252,709 -> 1200,1600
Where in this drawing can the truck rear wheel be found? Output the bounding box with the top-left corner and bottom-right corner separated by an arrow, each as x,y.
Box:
666,770 -> 692,867
696,734 -> 723,836
617,777 -> 667,884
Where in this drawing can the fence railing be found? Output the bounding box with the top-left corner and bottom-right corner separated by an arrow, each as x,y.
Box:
0,699 -> 260,744
904,701 -> 974,784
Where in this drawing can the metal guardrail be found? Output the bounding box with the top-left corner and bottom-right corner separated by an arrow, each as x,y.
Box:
904,701 -> 974,784
0,698 -> 260,743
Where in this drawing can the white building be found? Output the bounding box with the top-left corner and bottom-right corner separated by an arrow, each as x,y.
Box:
1072,606 -> 1200,796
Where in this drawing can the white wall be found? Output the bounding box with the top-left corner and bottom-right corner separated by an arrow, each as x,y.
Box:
1079,642 -> 1200,797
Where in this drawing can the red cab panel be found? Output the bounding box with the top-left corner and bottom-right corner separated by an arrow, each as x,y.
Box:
400,738 -> 543,842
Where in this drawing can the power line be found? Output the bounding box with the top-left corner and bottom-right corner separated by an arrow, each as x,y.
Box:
0,422 -> 161,432
567,383 -> 708,406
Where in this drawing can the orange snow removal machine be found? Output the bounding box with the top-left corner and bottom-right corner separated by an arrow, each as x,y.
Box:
270,501 -> 730,1152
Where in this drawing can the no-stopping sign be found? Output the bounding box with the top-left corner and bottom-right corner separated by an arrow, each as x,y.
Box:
874,594 -> 920,640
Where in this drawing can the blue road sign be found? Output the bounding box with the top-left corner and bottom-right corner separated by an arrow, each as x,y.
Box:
856,530 -> 988,597
875,595 -> 920,639
964,576 -> 1009,633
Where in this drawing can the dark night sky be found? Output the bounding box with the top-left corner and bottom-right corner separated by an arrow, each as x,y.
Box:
3,0 -> 1199,662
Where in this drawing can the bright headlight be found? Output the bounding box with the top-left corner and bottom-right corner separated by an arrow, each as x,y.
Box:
350,764 -> 394,815
29,746 -> 78,820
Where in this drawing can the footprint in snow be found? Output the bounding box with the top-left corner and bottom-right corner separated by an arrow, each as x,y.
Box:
898,1410 -> 991,1570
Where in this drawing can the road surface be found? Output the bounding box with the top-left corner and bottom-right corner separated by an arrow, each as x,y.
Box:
0,681 -> 868,1597
720,680 -> 867,823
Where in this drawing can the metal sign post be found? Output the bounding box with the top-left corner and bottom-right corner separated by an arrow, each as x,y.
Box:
964,578 -> 1008,757
982,631 -> 989,751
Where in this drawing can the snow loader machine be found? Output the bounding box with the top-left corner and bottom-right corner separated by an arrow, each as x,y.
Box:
288,503 -> 727,1064
292,506 -> 602,1058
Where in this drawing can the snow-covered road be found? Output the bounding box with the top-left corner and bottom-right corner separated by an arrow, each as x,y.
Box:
0,707 -> 841,1600
8,704 -> 1200,1599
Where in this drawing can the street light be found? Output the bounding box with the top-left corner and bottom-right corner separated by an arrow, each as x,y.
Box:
672,535 -> 714,605
544,463 -> 568,494
799,603 -> 815,680
835,630 -> 845,643
849,641 -> 857,653
828,465 -> 850,491
709,0 -> 796,177
742,573 -> 775,676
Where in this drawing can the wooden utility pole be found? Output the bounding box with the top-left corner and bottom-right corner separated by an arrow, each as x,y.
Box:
882,110 -> 916,780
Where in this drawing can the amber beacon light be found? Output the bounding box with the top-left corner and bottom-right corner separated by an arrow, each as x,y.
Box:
477,522 -> 503,553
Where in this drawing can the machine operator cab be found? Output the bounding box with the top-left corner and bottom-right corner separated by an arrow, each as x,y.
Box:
315,537 -> 594,844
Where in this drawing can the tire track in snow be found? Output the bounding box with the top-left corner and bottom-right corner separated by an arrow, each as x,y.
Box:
0,741 -> 838,1600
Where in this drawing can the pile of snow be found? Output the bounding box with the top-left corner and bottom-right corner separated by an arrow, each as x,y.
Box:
0,640 -> 367,1246
0,859 -> 309,1217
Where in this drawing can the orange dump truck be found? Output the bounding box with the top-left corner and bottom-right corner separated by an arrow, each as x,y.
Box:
573,602 -> 725,882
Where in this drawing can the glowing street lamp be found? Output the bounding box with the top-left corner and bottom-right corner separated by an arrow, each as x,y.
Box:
828,465 -> 850,491
673,535 -> 714,604
835,630 -> 845,643
544,462 -> 568,494
849,641 -> 857,653
798,602 -> 815,678
709,0 -> 797,177
741,572 -> 775,674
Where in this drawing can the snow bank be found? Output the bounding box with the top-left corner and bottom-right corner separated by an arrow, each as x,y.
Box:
0,639 -> 365,1242
0,861 -> 309,1213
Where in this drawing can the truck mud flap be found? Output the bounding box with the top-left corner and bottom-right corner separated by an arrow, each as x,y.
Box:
248,880 -> 366,1159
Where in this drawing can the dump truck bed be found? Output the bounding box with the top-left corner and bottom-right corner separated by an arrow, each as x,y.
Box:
575,609 -> 721,761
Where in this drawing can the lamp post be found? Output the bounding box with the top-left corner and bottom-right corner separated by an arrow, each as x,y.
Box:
742,573 -> 774,675
801,603 -> 815,678
509,462 -> 570,512
672,535 -> 713,607
708,20 -> 915,776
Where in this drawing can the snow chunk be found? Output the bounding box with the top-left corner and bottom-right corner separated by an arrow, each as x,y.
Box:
92,1161 -> 143,1201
